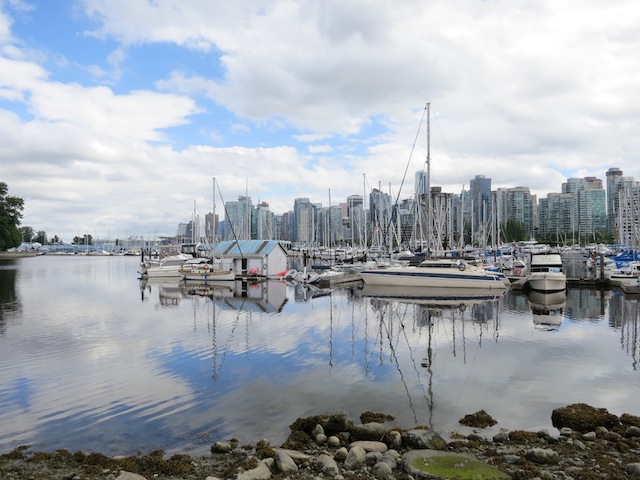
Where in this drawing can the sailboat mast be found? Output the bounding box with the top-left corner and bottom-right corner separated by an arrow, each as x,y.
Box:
426,102 -> 431,258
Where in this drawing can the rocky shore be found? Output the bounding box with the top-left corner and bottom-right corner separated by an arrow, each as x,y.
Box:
1,403 -> 640,480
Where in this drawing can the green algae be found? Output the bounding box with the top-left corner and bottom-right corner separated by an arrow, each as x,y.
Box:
411,454 -> 510,479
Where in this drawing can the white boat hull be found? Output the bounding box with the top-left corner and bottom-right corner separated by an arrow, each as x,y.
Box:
526,273 -> 566,292
360,265 -> 507,289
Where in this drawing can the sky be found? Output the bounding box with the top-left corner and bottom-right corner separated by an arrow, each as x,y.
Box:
2,0 -> 639,243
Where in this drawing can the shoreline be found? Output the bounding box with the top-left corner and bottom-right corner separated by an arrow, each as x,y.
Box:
2,403 -> 640,479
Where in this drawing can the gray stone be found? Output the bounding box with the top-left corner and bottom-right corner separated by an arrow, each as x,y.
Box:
380,453 -> 398,470
344,445 -> 366,470
387,430 -> 402,449
349,440 -> 388,453
493,431 -> 508,443
386,449 -> 401,459
559,427 -> 573,437
582,431 -> 597,441
626,426 -> 640,438
317,454 -> 340,477
365,451 -> 383,466
316,433 -> 327,445
116,473 -> 147,480
467,432 -> 484,441
524,448 -> 559,465
275,451 -> 298,473
401,429 -> 447,450
333,447 -> 348,461
327,435 -> 341,447
604,431 -> 622,442
353,422 -> 386,440
211,441 -> 233,453
312,424 -> 325,437
372,461 -> 393,477
626,463 -> 640,475
272,448 -> 311,463
236,460 -> 271,480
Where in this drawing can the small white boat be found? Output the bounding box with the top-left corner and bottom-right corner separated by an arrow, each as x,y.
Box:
180,258 -> 235,282
361,284 -> 507,306
141,253 -> 192,278
359,258 -> 508,290
526,252 -> 566,292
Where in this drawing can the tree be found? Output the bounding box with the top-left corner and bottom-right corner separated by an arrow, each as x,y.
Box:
19,226 -> 34,242
0,182 -> 24,250
501,220 -> 528,243
72,234 -> 93,246
34,231 -> 47,244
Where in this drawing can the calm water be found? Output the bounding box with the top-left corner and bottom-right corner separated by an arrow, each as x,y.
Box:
0,255 -> 639,456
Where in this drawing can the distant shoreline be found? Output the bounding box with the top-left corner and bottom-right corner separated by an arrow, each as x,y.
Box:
0,251 -> 39,258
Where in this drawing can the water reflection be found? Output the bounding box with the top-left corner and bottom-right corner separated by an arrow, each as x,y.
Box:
2,256 -> 640,457
0,260 -> 20,334
527,290 -> 567,331
140,279 -> 288,313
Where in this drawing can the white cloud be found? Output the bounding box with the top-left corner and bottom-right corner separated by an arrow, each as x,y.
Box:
0,0 -> 639,241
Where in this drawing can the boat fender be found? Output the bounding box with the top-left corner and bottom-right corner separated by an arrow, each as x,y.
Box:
458,262 -> 466,271
514,268 -> 522,276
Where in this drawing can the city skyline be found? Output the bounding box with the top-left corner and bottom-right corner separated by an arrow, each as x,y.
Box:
3,2 -> 640,243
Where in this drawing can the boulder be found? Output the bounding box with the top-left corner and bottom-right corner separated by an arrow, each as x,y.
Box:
551,403 -> 619,433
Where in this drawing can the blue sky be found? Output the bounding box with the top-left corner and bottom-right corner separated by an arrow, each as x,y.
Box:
2,0 -> 640,243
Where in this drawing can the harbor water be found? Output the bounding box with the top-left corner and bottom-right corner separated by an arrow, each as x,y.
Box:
0,254 -> 638,456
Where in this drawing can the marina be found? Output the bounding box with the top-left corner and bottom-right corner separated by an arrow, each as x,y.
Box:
0,254 -> 639,458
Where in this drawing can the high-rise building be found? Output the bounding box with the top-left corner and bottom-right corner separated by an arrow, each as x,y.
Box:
496,186 -> 535,239
293,198 -> 316,244
469,175 -> 492,237
415,170 -> 428,196
254,202 -> 273,240
224,196 -> 253,240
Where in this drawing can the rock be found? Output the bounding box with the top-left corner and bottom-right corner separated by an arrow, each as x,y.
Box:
236,460 -> 271,480
387,430 -> 402,449
211,441 -> 233,453
626,463 -> 640,475
459,409 -> 498,428
312,424 -> 324,437
372,461 -> 393,477
353,422 -> 386,440
116,473 -> 147,480
344,445 -> 366,469
360,411 -> 395,424
271,448 -> 311,463
404,450 -> 509,479
334,447 -> 348,461
551,403 -> 620,433
626,426 -> 640,438
380,453 -> 397,470
289,413 -> 355,437
316,454 -> 340,477
365,451 -> 382,466
349,440 -> 388,453
327,435 -> 341,447
401,429 -> 447,450
582,431 -> 597,441
275,451 -> 298,473
493,431 -> 508,443
524,448 -> 560,465
315,433 -> 327,445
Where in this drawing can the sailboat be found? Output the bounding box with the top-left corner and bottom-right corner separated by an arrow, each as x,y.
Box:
360,103 -> 508,290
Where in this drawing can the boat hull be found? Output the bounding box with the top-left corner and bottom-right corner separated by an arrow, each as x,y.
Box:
360,266 -> 507,289
526,274 -> 566,292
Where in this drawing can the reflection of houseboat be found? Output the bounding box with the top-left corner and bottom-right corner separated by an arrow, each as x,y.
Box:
528,290 -> 566,330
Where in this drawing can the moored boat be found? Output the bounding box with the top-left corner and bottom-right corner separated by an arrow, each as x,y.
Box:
359,258 -> 508,289
526,252 -> 566,292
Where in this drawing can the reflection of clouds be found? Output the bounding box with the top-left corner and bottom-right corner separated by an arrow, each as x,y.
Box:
2,257 -> 640,456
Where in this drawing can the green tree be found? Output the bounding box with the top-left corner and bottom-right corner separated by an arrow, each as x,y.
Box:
0,182 -> 24,250
19,226 -> 34,242
34,231 -> 47,244
73,234 -> 93,246
501,220 -> 528,243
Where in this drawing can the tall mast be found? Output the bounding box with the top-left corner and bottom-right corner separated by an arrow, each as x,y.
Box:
426,102 -> 431,258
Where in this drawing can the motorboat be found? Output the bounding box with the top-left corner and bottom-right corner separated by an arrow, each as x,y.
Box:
140,253 -> 193,278
359,258 -> 508,289
526,252 -> 566,292
180,258 -> 235,282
